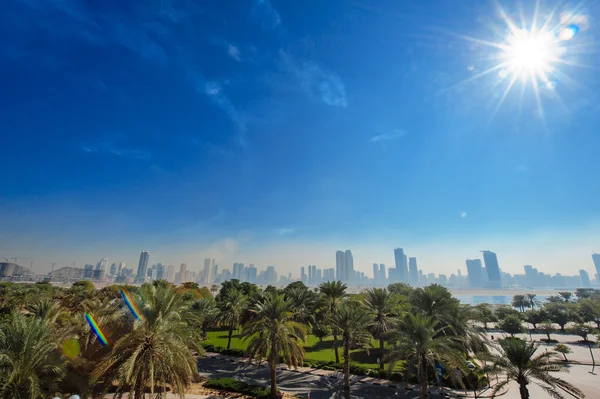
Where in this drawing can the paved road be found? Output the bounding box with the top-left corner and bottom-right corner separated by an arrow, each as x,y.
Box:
196,357 -> 454,399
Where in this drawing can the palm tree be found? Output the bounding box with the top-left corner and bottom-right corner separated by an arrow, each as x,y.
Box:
218,287 -> 247,349
319,281 -> 347,363
363,288 -> 397,371
0,312 -> 66,399
191,297 -> 219,339
386,312 -> 465,399
285,286 -> 318,327
333,302 -> 373,399
92,284 -> 203,399
484,338 -> 584,399
242,292 -> 307,398
25,298 -> 65,325
558,292 -> 573,303
526,294 -> 538,309
512,295 -> 529,312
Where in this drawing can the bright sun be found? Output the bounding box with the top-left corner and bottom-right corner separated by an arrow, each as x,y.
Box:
504,29 -> 559,79
444,1 -> 588,125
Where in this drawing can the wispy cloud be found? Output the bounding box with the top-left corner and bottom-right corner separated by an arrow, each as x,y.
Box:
203,80 -> 248,147
460,211 -> 468,218
369,129 -> 406,143
227,44 -> 241,61
276,228 -> 294,236
279,51 -> 347,107
80,141 -> 151,160
251,0 -> 282,30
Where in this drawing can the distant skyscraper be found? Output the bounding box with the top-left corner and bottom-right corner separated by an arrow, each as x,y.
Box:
301,267 -> 306,283
316,268 -> 322,282
109,262 -> 117,276
203,259 -> 215,284
394,248 -> 408,283
233,263 -> 244,280
134,251 -> 150,284
592,254 -> 600,284
408,257 -> 418,285
344,250 -> 354,282
379,264 -> 385,282
466,259 -> 484,288
96,257 -> 108,271
118,262 -> 125,275
166,264 -> 175,282
311,265 -> 317,285
481,250 -> 501,288
247,264 -> 257,283
308,265 -> 313,285
580,269 -> 592,287
524,265 -> 539,287
335,251 -> 345,281
156,263 -> 165,280
373,263 -> 379,282
179,263 -> 188,283
84,264 -> 94,279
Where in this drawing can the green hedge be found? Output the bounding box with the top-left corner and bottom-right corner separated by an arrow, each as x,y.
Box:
204,378 -> 271,398
200,343 -> 246,357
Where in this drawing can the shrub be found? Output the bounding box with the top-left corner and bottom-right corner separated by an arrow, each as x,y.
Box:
204,378 -> 270,397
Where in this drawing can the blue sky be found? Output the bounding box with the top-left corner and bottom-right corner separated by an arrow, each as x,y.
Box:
2,0 -> 600,276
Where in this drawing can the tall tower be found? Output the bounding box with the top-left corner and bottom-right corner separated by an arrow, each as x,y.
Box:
408,257 -> 418,285
344,250 -> 354,282
180,263 -> 188,283
134,251 -> 150,284
481,250 -> 501,288
336,251 -> 345,281
373,263 -> 379,283
394,248 -> 408,283
592,253 -> 600,284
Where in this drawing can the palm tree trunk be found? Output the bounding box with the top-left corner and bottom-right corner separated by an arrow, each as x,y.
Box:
519,383 -> 530,399
270,356 -> 278,398
333,330 -> 340,363
227,324 -> 233,349
419,354 -> 428,399
379,337 -> 385,371
563,353 -> 568,362
343,335 -> 350,399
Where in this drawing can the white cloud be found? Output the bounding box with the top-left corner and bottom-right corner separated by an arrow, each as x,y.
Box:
279,51 -> 347,107
252,0 -> 282,30
227,44 -> 241,61
369,129 -> 406,143
204,81 -> 222,96
276,228 -> 294,236
460,211 -> 467,218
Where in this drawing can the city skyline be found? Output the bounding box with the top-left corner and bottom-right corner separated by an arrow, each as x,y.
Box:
6,244 -> 600,286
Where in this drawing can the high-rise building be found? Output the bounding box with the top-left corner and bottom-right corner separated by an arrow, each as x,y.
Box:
308,265 -> 313,285
523,265 -> 539,287
344,250 -> 354,282
466,259 -> 485,288
233,263 -> 244,280
83,264 -> 94,279
323,268 -> 335,282
310,265 -> 317,285
373,263 -> 379,283
592,254 -> 600,284
580,269 -> 592,287
179,263 -> 188,283
156,263 -> 165,280
202,259 -> 215,284
166,264 -> 175,282
134,251 -> 150,284
316,268 -> 322,283
482,250 -> 501,288
394,248 -> 408,283
247,264 -> 257,283
117,262 -> 126,276
408,257 -> 418,285
109,262 -> 118,276
96,257 -> 108,271
335,251 -> 345,281
300,267 -> 306,283
379,264 -> 386,282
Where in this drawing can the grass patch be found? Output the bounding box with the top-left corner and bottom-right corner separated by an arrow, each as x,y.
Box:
203,330 -> 399,370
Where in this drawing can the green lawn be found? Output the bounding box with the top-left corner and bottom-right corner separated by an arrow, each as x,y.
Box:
203,330 -> 383,368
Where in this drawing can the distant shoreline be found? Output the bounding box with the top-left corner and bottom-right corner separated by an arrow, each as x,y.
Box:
449,288 -> 561,296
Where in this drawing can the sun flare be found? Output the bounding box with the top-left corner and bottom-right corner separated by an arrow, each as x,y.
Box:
504,29 -> 558,77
